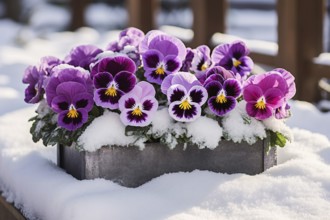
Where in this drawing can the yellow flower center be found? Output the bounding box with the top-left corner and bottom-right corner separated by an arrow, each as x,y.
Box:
232,58 -> 241,67
155,65 -> 165,75
105,85 -> 117,97
216,93 -> 227,104
132,106 -> 143,116
67,108 -> 79,118
201,63 -> 208,71
179,99 -> 192,110
255,97 -> 266,110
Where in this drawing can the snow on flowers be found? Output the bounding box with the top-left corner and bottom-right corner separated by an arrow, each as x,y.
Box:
23,27 -> 296,151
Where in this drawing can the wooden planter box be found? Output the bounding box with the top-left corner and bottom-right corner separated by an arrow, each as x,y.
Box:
57,138 -> 276,188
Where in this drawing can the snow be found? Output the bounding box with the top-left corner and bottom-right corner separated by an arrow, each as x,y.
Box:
186,116 -> 223,149
0,4 -> 330,220
78,111 -> 146,151
222,101 -> 267,144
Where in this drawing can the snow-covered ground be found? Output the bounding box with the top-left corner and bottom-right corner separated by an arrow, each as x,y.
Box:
0,4 -> 330,220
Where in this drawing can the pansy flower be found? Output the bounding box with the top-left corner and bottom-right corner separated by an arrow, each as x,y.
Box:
22,65 -> 44,104
141,31 -> 186,85
165,72 -> 208,122
205,77 -> 242,116
203,66 -> 236,86
23,56 -> 63,104
119,81 -> 158,127
106,27 -> 145,67
243,72 -> 287,120
191,45 -> 212,81
51,81 -> 94,131
64,44 -> 103,70
211,41 -> 253,78
180,47 -> 194,72
92,56 -> 137,109
45,64 -> 93,107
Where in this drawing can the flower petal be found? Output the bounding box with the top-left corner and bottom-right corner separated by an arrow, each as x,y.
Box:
204,81 -> 222,98
94,88 -> 123,109
243,85 -> 263,103
167,84 -> 187,103
94,56 -> 136,77
58,109 -> 88,131
114,71 -> 136,93
142,49 -> 163,69
51,95 -> 69,113
264,88 -> 284,108
93,72 -> 113,89
169,101 -> 201,122
73,92 -> 94,112
189,85 -> 208,105
164,55 -> 181,72
246,102 -> 273,120
223,79 -> 242,98
120,109 -> 151,127
208,96 -> 236,116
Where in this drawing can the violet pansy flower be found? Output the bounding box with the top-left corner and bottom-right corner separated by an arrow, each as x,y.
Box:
106,27 -> 145,67
92,56 -> 137,109
22,65 -> 44,104
45,65 -> 93,107
166,72 -> 208,122
205,78 -> 242,116
212,41 -> 253,78
142,49 -> 181,85
51,81 -> 94,131
23,56 -> 63,104
191,45 -> 212,81
243,72 -> 287,120
119,81 -> 158,127
180,47 -> 194,72
64,44 -> 103,70
141,31 -> 187,85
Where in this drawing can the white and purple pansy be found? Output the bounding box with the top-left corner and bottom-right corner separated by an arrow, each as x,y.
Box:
165,72 -> 208,122
119,81 -> 158,127
92,56 -> 137,110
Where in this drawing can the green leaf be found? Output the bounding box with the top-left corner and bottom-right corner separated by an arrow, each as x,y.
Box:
270,131 -> 287,148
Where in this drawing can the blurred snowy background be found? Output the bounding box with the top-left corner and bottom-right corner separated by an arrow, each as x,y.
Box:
0,1 -> 330,219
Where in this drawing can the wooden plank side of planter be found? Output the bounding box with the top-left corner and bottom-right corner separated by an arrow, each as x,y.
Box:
58,139 -> 276,187
0,194 -> 26,220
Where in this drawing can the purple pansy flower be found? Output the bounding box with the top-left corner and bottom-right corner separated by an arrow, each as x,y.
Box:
90,55 -> 136,79
106,27 -> 144,67
23,56 -> 63,104
51,81 -> 94,131
205,77 -> 242,116
119,81 -> 158,127
45,65 -> 93,107
22,65 -> 44,104
211,41 -> 253,77
243,72 -> 287,120
191,45 -> 212,81
64,44 -> 103,70
141,31 -> 187,85
166,72 -> 208,122
92,56 -> 137,109
273,68 -> 296,119
106,27 -> 145,52
142,49 -> 181,85
180,47 -> 194,72
203,66 -> 236,86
